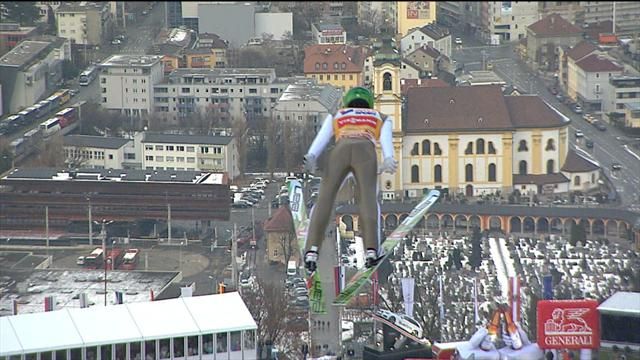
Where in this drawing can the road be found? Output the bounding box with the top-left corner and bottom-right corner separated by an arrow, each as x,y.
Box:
451,41 -> 640,212
109,2 -> 164,55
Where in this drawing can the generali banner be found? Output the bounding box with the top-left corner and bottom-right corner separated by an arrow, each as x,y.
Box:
537,300 -> 600,349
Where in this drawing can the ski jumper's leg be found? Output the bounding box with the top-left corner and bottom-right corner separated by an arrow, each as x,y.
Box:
306,140 -> 353,253
350,139 -> 379,251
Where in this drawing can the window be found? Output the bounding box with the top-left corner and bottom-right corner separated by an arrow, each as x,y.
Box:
187,146 -> 195,152
574,175 -> 581,186
177,157 -> 185,162
465,142 -> 473,155
422,140 -> 431,155
434,143 -> 442,155
342,74 -> 346,80
488,141 -> 496,154
465,164 -> 473,182
145,145 -> 153,150
230,331 -> 242,351
547,159 -> 555,174
216,333 -> 228,353
315,62 -> 320,70
155,145 -> 163,150
166,156 -> 174,162
187,157 -> 195,163
319,74 -> 324,80
334,74 -> 338,80
488,163 -> 496,182
166,145 -> 174,151
519,160 -> 528,175
156,156 -> 164,162
383,72 -> 392,91
518,140 -> 528,151
411,143 -> 419,155
145,156 -> 154,161
546,139 -> 555,151
411,165 -> 419,183
203,334 -> 214,354
434,165 -> 442,183
244,330 -> 256,349
173,337 -> 184,357
322,62 -> 328,70
333,62 -> 339,69
349,74 -> 353,80
476,138 -> 485,154
177,146 -> 185,151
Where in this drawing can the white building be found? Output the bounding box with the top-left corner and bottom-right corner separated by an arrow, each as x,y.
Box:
142,133 -> 240,180
35,1 -> 61,22
55,1 -> 113,46
0,38 -> 71,114
602,76 -> 640,116
560,149 -> 602,193
400,23 -> 452,58
312,23 -> 347,44
152,68 -> 290,125
63,135 -> 131,169
99,55 -> 164,118
581,1 -> 640,33
485,1 -> 539,42
567,53 -> 624,112
272,78 -> 342,133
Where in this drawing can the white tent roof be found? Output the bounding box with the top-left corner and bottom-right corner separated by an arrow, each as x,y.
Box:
597,291 -> 640,316
8,309 -> 85,354
0,317 -> 23,356
127,295 -> 200,338
68,305 -> 142,347
184,292 -> 257,333
0,293 -> 257,356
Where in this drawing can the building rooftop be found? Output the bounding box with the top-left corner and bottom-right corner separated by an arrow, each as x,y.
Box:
154,28 -> 193,48
561,149 -> 600,172
513,173 -> 570,186
63,135 -> 131,150
56,1 -> 108,12
400,78 -> 449,95
406,23 -> 450,40
313,22 -> 345,32
143,133 -> 233,146
278,79 -> 342,110
405,86 -> 567,132
196,33 -> 228,49
528,14 -> 582,37
263,206 -> 294,232
597,291 -> 640,316
3,168 -> 226,184
0,292 -> 256,356
566,40 -> 598,61
166,67 -> 276,78
0,263 -> 178,317
100,55 -> 162,68
575,53 -> 624,72
0,41 -> 51,68
304,44 -> 367,73
0,23 -> 37,35
458,70 -> 506,86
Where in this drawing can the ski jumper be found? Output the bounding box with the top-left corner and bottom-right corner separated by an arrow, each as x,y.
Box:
305,108 -> 394,254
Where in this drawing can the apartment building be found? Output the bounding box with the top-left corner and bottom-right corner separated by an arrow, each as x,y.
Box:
0,23 -> 38,52
581,1 -> 640,33
63,135 -> 130,169
602,76 -> 640,116
0,37 -> 71,114
152,68 -> 289,124
483,1 -> 539,43
312,23 -> 347,45
400,23 -> 452,58
272,78 -> 342,133
55,1 -> 113,46
396,1 -> 437,37
141,133 -> 239,180
538,2 -> 584,25
567,53 -> 623,111
99,55 -> 164,118
526,14 -> 583,71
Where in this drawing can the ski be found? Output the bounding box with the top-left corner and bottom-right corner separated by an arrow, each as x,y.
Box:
333,190 -> 441,306
288,179 -> 326,314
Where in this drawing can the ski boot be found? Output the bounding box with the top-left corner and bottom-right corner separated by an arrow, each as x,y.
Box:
304,246 -> 319,273
365,248 -> 382,268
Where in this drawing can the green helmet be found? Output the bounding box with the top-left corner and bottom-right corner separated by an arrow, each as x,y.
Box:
343,87 -> 374,109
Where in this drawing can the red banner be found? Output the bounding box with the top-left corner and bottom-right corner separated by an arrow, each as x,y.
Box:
537,300 -> 600,349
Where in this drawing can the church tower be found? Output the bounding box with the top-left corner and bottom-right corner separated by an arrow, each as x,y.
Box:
371,37 -> 403,200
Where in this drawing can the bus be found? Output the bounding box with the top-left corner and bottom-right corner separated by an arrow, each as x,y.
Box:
39,117 -> 61,138
83,248 -> 104,269
79,66 -> 98,86
45,93 -> 61,109
19,106 -> 38,125
52,89 -> 71,106
119,249 -> 140,270
9,138 -> 27,157
35,100 -> 51,118
105,248 -> 125,270
3,115 -> 23,133
55,107 -> 77,128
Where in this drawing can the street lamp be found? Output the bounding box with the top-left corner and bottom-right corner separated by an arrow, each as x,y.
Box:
104,257 -> 112,306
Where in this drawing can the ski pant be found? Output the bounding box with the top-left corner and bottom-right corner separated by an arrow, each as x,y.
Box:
306,137 -> 380,254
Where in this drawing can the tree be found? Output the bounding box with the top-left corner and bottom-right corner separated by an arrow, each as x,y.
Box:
46,5 -> 56,35
470,226 -> 482,269
266,117 -> 282,176
279,233 -> 296,267
1,2 -> 41,25
232,118 -> 248,177
569,223 -> 586,247
62,59 -> 79,80
30,135 -> 65,167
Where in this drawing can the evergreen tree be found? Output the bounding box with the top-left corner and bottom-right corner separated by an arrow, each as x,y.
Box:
1,2 -> 41,26
570,223 -> 586,246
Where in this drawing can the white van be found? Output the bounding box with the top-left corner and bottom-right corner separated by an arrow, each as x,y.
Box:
287,260 -> 297,277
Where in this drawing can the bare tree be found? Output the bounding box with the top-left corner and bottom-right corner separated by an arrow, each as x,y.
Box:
266,117 -> 282,176
279,233 -> 296,266
30,134 -> 65,167
232,118 -> 248,177
64,145 -> 92,169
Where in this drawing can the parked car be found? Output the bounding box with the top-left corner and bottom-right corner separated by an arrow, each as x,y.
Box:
549,87 -> 558,95
455,37 -> 463,45
585,139 -> 594,149
556,93 -> 564,101
573,104 -> 583,114
594,121 -> 607,131
611,163 -> 622,171
374,309 -> 423,338
575,130 -> 584,138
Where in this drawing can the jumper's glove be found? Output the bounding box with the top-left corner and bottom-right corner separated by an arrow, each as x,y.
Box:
379,157 -> 398,174
303,153 -> 317,174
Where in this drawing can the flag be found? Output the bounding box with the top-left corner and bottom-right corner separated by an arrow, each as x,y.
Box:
543,274 -> 553,300
508,276 -> 521,322
115,291 -> 123,304
438,275 -> 445,321
150,289 -> 155,301
472,278 -> 479,325
334,266 -> 341,297
44,296 -> 55,312
12,299 -> 18,315
401,277 -> 415,317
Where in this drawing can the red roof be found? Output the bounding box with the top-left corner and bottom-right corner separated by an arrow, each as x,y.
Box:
400,78 -> 448,95
575,54 -> 623,72
263,206 -> 294,233
566,41 -> 597,61
528,14 -> 582,37
304,44 -> 367,74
